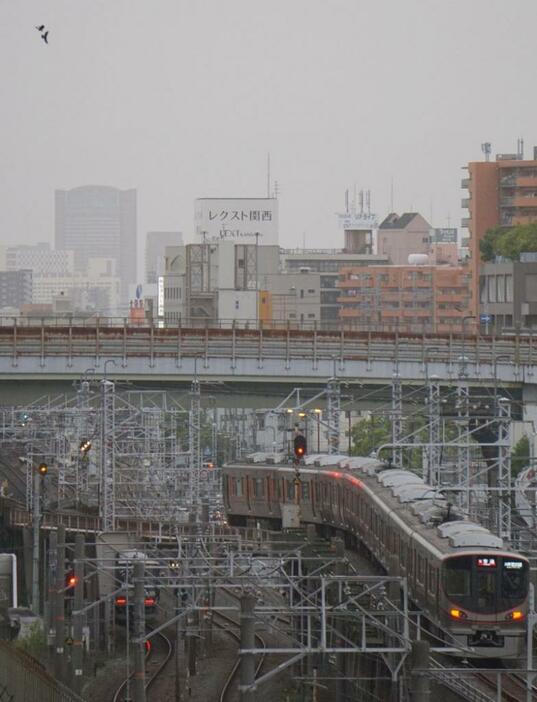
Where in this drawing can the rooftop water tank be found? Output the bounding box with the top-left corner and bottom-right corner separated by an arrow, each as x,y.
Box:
408,253 -> 429,266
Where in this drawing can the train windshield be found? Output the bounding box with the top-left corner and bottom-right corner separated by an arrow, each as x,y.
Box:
443,556 -> 528,614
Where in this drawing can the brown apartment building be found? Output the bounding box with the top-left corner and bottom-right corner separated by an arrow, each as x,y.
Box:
337,264 -> 471,334
462,146 -> 537,316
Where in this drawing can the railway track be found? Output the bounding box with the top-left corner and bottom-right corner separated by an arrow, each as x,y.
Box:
473,669 -> 537,702
111,629 -> 173,702
212,608 -> 266,702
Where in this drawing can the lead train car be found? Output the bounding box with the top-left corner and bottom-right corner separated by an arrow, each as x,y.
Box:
223,458 -> 529,659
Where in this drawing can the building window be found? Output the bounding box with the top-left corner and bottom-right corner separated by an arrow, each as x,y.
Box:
487,276 -> 496,303
497,276 -> 505,303
506,275 -> 513,303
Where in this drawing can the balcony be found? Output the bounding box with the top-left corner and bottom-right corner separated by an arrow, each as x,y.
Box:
461,198 -> 470,209
513,195 -> 537,209
461,237 -> 470,247
461,178 -> 470,189
461,218 -> 470,228
517,176 -> 537,188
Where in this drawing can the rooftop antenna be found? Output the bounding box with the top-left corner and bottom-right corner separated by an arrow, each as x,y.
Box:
266,152 -> 271,197
481,142 -> 491,162
273,180 -> 280,198
517,137 -> 524,160
345,189 -> 349,214
366,190 -> 371,215
359,189 -> 364,214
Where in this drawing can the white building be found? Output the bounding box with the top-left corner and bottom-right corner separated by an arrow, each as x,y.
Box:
6,243 -> 74,277
32,257 -> 120,312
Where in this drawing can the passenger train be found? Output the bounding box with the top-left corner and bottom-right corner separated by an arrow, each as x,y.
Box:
223,456 -> 530,659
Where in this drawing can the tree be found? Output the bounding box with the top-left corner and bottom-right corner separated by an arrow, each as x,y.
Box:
350,415 -> 391,458
496,223 -> 537,261
511,435 -> 530,478
480,226 -> 505,262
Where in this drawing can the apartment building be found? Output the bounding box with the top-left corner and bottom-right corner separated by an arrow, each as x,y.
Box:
6,243 -> 74,277
337,263 -> 471,333
462,144 -> 537,315
280,249 -> 388,327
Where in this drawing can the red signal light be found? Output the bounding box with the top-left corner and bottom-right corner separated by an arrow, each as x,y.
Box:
68,575 -> 77,587
115,596 -> 127,606
145,640 -> 152,652
144,597 -> 156,607
293,435 -> 307,459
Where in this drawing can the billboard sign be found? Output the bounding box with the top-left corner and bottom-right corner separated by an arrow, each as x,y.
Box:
195,198 -> 278,245
337,212 -> 378,230
432,228 -> 457,243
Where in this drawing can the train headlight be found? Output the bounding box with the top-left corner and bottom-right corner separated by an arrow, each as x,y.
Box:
506,610 -> 524,621
449,608 -> 467,620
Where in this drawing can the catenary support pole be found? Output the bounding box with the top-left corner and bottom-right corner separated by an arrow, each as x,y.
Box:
239,594 -> 256,702
31,470 -> 41,614
410,640 -> 430,702
133,559 -> 147,702
72,533 -> 85,692
54,526 -> 66,680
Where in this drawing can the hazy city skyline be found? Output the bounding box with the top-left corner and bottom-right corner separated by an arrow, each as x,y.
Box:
1,0 -> 536,280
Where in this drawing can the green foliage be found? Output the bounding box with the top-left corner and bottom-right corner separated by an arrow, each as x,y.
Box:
14,621 -> 46,657
511,434 -> 530,478
479,226 -> 505,262
480,223 -> 537,262
350,415 -> 391,458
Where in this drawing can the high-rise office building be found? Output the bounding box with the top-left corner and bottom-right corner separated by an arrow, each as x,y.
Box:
462,144 -> 537,315
55,185 -> 137,303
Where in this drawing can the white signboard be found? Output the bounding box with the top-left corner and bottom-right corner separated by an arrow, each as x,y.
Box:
337,212 -> 378,230
195,198 -> 279,245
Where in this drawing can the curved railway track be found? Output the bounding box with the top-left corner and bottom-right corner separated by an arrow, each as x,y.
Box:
212,608 -> 266,702
111,629 -> 173,702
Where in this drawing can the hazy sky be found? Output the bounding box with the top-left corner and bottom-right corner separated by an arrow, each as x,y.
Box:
1,0 -> 536,270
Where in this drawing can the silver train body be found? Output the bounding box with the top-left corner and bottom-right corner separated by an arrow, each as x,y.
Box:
223,457 -> 529,659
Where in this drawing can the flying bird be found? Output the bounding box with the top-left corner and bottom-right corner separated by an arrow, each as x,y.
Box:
41,31 -> 49,44
35,25 -> 45,32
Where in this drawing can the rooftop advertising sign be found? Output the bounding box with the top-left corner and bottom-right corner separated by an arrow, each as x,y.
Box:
195,198 -> 279,245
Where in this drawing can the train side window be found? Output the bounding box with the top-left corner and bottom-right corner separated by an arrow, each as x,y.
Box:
253,478 -> 264,498
428,566 -> 437,595
287,481 -> 295,501
301,483 -> 310,501
235,478 -> 243,497
417,555 -> 425,584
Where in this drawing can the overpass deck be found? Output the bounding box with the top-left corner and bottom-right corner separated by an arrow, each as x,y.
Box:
0,322 -> 534,385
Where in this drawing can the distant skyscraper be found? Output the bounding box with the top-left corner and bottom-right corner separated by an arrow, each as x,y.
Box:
55,186 -> 137,303
145,231 -> 182,283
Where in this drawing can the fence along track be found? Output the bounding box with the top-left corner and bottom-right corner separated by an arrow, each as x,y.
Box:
0,640 -> 84,702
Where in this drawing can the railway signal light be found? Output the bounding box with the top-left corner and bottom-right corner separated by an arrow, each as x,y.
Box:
293,434 -> 307,461
38,462 -> 48,476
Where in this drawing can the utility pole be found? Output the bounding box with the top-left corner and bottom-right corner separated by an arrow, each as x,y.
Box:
31,463 -> 47,614
239,594 -> 256,702
72,533 -> 84,692
54,525 -> 66,681
133,559 -> 147,702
